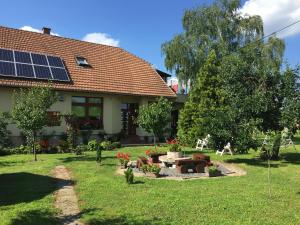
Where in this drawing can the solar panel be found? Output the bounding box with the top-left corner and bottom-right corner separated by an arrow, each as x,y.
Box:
48,56 -> 64,68
0,49 -> 14,61
34,66 -> 52,79
31,53 -> 48,66
15,51 -> 32,64
16,63 -> 35,77
0,61 -> 15,76
0,48 -> 70,82
51,67 -> 69,81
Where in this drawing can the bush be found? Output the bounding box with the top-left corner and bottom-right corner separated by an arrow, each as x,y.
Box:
57,140 -> 70,153
0,113 -> 11,151
167,140 -> 182,152
87,140 -> 104,163
260,134 -> 281,160
74,145 -> 86,155
101,141 -> 112,150
141,164 -> 161,175
111,142 -> 121,150
124,167 -> 134,184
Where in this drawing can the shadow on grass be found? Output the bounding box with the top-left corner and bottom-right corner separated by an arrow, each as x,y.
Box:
9,209 -> 59,225
281,152 -> 300,165
58,155 -> 116,164
87,215 -> 169,225
0,160 -> 27,167
0,172 -> 65,206
225,158 -> 281,168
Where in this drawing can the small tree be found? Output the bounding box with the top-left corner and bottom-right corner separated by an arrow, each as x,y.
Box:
11,86 -> 57,161
137,97 -> 172,147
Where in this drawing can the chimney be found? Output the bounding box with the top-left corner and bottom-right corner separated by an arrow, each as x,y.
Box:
42,27 -> 51,35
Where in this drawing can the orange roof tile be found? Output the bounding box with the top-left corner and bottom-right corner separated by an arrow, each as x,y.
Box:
0,26 -> 176,97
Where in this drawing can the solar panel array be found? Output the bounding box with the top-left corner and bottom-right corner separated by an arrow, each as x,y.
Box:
0,48 -> 70,82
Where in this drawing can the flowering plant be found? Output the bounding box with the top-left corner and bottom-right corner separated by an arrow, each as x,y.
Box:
145,148 -> 160,156
167,139 -> 181,152
116,152 -> 131,167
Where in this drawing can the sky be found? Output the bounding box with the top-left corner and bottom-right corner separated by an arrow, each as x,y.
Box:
0,0 -> 300,75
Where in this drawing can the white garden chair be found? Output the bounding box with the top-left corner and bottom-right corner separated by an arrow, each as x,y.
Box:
216,142 -> 233,156
196,134 -> 210,151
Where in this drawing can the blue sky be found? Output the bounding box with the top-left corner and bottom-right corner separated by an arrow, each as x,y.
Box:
1,0 -> 299,74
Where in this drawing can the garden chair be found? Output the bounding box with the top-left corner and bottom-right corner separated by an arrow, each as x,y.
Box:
216,142 -> 233,156
196,134 -> 210,151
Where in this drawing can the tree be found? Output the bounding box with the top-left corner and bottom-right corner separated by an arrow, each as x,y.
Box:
164,0 -> 287,153
162,0 -> 264,86
137,97 -> 172,147
11,85 -> 58,161
280,66 -> 300,132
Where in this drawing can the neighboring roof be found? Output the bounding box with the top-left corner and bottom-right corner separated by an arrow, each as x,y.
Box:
0,26 -> 176,97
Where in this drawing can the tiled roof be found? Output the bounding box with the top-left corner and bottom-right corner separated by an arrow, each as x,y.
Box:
0,26 -> 176,97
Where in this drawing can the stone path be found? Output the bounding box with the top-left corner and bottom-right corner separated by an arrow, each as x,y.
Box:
53,165 -> 84,225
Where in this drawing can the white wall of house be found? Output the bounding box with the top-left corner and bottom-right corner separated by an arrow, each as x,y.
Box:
0,87 -> 154,141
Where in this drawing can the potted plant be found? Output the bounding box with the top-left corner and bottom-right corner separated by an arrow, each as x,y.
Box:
167,139 -> 182,159
208,165 -> 222,177
116,152 -> 130,168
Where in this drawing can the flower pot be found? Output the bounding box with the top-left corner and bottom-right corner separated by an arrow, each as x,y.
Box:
167,151 -> 183,159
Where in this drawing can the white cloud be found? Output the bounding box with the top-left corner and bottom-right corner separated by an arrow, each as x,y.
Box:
82,32 -> 120,47
20,25 -> 60,36
240,0 -> 300,38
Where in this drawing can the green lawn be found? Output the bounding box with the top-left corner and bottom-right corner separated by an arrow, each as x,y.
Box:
0,141 -> 300,225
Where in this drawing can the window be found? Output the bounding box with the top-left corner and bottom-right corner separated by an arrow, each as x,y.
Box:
76,56 -> 90,67
47,111 -> 61,127
71,97 -> 103,130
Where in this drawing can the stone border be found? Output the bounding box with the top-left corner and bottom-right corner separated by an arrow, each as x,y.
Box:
116,161 -> 246,181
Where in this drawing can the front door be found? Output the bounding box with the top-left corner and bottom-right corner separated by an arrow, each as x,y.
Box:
121,103 -> 139,135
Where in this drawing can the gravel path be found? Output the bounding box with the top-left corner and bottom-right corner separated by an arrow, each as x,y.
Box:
53,165 -> 84,225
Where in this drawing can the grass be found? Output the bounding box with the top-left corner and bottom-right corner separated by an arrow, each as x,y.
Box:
0,142 -> 300,225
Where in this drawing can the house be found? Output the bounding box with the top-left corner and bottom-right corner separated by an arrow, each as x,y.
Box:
0,26 -> 181,144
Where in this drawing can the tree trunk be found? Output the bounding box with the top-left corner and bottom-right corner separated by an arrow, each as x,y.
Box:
33,131 -> 37,161
153,134 -> 156,150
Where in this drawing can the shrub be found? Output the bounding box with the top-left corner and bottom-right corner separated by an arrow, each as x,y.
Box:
0,112 -> 11,151
57,140 -> 69,153
101,141 -> 112,150
74,145 -> 85,155
124,167 -> 134,184
260,134 -> 281,160
111,142 -> 121,149
87,140 -> 104,163
116,152 -> 130,167
141,164 -> 161,175
208,165 -> 221,177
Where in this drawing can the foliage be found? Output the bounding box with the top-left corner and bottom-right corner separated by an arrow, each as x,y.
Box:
280,66 -> 300,131
57,140 -> 70,153
0,112 -> 11,150
260,133 -> 282,160
167,139 -> 182,152
172,1 -> 287,153
137,97 -> 172,146
141,164 -> 161,175
74,145 -> 85,155
116,152 -> 130,167
11,85 -> 57,161
208,165 -> 221,177
63,114 -> 78,151
101,141 -> 112,150
111,142 -> 122,149
162,0 -> 264,86
124,167 -> 134,184
87,140 -> 104,163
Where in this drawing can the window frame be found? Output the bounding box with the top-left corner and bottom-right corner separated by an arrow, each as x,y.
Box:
71,96 -> 103,130
75,56 -> 90,67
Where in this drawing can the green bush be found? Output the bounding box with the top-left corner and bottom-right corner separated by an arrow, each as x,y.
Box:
168,143 -> 181,152
87,140 -> 104,163
111,142 -> 121,150
260,134 -> 281,160
101,141 -> 112,150
141,164 -> 161,175
124,167 -> 134,184
74,145 -> 86,155
57,140 -> 70,153
0,113 -> 11,151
